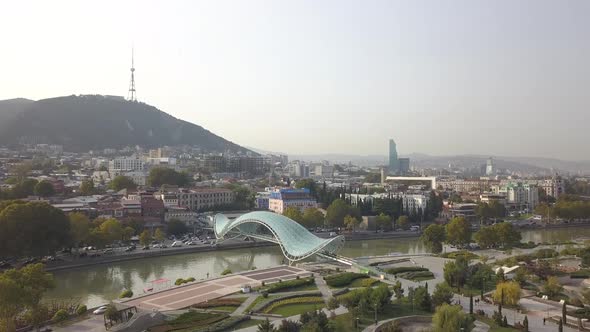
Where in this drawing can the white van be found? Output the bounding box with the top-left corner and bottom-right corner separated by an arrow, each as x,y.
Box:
171,241 -> 183,247
410,225 -> 420,232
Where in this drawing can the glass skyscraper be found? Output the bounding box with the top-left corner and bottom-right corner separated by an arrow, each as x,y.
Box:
389,139 -> 398,174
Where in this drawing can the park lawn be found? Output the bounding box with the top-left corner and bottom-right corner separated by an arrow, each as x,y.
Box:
231,319 -> 263,330
478,316 -> 520,332
243,295 -> 278,313
206,305 -> 239,312
331,302 -> 431,331
269,302 -> 325,317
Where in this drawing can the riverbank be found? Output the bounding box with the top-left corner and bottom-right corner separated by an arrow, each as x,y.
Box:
44,230 -> 422,272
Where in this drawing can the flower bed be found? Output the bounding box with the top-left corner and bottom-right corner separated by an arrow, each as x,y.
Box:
192,298 -> 245,309
385,266 -> 429,275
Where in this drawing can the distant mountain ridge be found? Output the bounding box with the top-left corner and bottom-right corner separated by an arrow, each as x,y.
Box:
268,151 -> 589,173
0,95 -> 248,153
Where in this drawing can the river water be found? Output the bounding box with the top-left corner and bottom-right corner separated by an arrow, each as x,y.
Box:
46,227 -> 590,308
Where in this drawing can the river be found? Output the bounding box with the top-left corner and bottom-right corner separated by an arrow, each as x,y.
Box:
46,226 -> 590,308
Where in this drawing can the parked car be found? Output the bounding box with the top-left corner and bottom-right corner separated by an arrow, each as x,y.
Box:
171,241 -> 182,247
186,241 -> 197,246
142,246 -> 150,250
93,306 -> 108,315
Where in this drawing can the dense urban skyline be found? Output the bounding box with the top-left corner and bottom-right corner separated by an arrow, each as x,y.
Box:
1,0 -> 589,160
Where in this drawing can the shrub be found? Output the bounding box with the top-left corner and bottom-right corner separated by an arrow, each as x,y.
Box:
52,309 -> 69,322
398,271 -> 435,281
76,305 -> 87,315
119,289 -> 133,298
359,278 -> 379,287
324,272 -> 368,287
262,291 -> 269,298
186,277 -> 196,282
385,266 -> 429,275
261,281 -> 265,286
266,278 -> 314,293
175,278 -> 186,286
221,269 -> 232,275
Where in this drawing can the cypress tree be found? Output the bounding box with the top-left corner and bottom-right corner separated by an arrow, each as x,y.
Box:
523,315 -> 529,332
469,294 -> 474,315
503,316 -> 508,327
559,318 -> 563,332
562,302 -> 567,325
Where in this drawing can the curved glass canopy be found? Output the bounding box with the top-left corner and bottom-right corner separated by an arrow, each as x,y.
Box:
214,211 -> 345,262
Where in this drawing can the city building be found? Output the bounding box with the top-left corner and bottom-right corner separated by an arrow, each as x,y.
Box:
255,191 -> 271,210
268,188 -> 317,214
176,188 -> 235,211
398,158 -> 410,175
486,157 -> 495,176
389,139 -> 399,174
493,182 -> 539,211
109,158 -> 145,174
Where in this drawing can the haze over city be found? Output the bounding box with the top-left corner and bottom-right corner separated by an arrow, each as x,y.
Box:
1,0 -> 589,160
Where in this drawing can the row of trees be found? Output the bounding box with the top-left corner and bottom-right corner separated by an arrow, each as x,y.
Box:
535,196 -> 590,221
421,217 -> 522,253
0,178 -> 56,199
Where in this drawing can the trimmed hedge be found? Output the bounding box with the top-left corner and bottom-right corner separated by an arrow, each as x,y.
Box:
266,277 -> 315,293
324,272 -> 368,287
440,250 -> 479,260
193,298 -> 244,309
385,266 -> 428,275
175,277 -> 196,286
570,270 -> 590,279
397,271 -> 434,281
193,315 -> 250,332
221,269 -> 232,276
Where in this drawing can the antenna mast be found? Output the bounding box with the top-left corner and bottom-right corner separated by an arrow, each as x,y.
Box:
128,48 -> 137,101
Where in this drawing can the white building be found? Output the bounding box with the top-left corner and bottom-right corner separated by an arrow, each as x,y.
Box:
123,171 -> 147,186
109,158 -> 145,174
346,192 -> 429,214
493,182 -> 539,211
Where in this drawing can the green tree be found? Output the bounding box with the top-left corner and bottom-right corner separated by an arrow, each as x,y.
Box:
543,276 -> 563,298
344,214 -> 360,232
473,226 -> 500,249
396,215 -> 410,230
493,281 -> 521,306
98,218 -> 124,242
325,199 -> 356,227
421,224 -> 446,254
122,226 -> 135,241
34,180 -> 55,197
432,304 -> 468,332
257,318 -> 277,332
493,222 -> 521,248
139,230 -> 152,246
413,285 -> 432,311
327,297 -> 339,315
148,167 -> 190,187
11,178 -> 38,198
154,228 -> 165,242
109,175 -> 137,191
375,213 -> 392,231
392,280 -> 404,302
68,213 -> 90,248
432,282 -> 454,308
303,207 -> 324,228
167,219 -> 188,236
294,179 -> 317,196
0,263 -> 54,332
445,217 -> 471,247
79,180 -> 95,195
0,202 -> 71,257
283,206 -> 304,224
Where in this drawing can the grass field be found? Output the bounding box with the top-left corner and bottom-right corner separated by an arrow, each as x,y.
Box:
230,319 -> 263,330
269,302 -> 325,317
478,316 -> 520,332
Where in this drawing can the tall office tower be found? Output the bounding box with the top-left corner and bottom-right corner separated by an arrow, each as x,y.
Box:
389,139 -> 399,174
486,157 -> 495,176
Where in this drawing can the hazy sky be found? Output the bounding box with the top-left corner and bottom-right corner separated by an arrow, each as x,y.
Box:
1,1 -> 589,160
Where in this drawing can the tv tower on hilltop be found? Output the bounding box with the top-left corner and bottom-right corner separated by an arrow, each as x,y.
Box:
128,48 -> 137,102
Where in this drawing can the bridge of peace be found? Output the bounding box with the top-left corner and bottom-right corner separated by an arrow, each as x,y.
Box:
123,211 -> 361,311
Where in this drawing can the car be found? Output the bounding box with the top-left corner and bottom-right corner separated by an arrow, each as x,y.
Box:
93,306 -> 108,315
124,246 -> 135,252
160,244 -> 168,248
103,248 -> 114,254
142,246 -> 150,250
186,241 -> 197,246
171,241 -> 182,247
